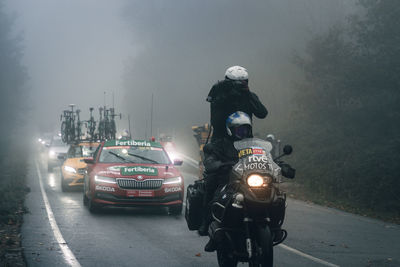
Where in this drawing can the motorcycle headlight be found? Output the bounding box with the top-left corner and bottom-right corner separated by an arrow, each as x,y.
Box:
64,166 -> 77,174
95,175 -> 116,184
247,174 -> 264,187
163,176 -> 182,185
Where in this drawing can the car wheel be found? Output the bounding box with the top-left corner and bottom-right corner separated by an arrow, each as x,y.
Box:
88,198 -> 101,213
168,204 -> 183,215
83,183 -> 89,206
83,193 -> 88,206
61,174 -> 69,192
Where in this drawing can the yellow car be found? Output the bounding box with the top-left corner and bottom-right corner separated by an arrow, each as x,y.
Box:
61,142 -> 100,191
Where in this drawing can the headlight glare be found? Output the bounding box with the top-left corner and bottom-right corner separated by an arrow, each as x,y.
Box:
95,175 -> 116,184
64,166 -> 76,174
163,176 -> 182,185
247,174 -> 264,187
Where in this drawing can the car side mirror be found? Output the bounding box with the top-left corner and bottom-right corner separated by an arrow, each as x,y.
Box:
173,159 -> 183,166
84,158 -> 95,164
283,145 -> 293,155
57,155 -> 66,160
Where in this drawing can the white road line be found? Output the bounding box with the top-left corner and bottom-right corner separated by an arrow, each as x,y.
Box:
181,153 -> 340,267
278,244 -> 339,267
35,160 -> 81,267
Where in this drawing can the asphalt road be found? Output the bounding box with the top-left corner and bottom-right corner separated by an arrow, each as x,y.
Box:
21,150 -> 400,267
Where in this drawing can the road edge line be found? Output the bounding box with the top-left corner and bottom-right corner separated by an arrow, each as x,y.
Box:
35,160 -> 81,267
181,153 -> 340,267
278,244 -> 339,267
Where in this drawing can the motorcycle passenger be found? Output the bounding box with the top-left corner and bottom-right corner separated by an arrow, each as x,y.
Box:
200,111 -> 253,251
206,65 -> 268,142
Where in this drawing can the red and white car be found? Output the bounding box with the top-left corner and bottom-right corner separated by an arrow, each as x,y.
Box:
83,139 -> 184,214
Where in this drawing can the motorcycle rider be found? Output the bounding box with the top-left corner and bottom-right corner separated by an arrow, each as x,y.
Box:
200,111 -> 253,251
199,66 -> 268,237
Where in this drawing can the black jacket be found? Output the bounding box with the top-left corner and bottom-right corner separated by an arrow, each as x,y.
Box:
207,79 -> 268,140
203,138 -> 238,178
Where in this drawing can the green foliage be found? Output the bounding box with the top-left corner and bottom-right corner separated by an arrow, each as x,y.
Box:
0,0 -> 29,224
287,0 -> 400,215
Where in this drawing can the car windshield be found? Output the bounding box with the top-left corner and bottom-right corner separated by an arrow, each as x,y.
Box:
68,145 -> 99,158
98,146 -> 171,164
51,139 -> 65,147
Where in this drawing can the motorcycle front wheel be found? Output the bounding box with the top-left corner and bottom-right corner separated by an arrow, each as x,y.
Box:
254,226 -> 273,267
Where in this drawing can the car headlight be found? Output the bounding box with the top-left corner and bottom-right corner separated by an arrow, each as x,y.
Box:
95,175 -> 116,184
64,166 -> 77,174
247,174 -> 264,187
49,150 -> 56,157
163,176 -> 182,185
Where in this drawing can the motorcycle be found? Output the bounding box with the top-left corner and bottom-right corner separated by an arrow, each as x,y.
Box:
208,137 -> 295,267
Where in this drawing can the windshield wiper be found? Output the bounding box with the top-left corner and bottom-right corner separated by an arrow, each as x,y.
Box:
128,153 -> 159,164
109,151 -> 133,163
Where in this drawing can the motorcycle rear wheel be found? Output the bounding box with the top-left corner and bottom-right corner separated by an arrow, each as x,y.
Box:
217,247 -> 238,267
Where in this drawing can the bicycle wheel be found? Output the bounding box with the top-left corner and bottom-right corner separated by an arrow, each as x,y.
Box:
61,121 -> 67,143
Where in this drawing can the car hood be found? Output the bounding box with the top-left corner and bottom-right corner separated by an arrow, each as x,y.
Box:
63,158 -> 87,169
92,163 -> 181,179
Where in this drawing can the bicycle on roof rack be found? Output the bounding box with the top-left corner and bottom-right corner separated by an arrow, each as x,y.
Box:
85,107 -> 97,141
60,104 -> 76,143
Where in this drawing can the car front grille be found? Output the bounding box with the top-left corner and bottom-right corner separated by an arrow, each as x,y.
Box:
116,179 -> 163,189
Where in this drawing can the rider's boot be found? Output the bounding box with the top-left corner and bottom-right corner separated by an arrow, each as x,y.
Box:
204,237 -> 217,252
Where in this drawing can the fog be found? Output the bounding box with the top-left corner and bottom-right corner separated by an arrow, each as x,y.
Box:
5,0 -> 355,138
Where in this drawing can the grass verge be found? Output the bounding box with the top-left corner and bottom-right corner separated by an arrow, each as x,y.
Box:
281,181 -> 400,225
0,147 -> 29,266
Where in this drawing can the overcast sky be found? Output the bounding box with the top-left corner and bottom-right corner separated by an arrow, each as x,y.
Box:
5,0 -> 355,138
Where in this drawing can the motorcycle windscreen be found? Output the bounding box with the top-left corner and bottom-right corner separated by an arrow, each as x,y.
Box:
233,138 -> 281,181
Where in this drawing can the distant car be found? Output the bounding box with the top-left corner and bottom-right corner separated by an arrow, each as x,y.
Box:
60,141 -> 100,192
83,139 -> 184,214
38,132 -> 53,151
47,137 -> 69,172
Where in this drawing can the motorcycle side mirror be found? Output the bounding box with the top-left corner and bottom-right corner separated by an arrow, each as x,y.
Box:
84,158 -> 95,164
283,145 -> 293,155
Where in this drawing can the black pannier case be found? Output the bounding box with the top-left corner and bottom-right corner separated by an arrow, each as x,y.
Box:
185,180 -> 205,230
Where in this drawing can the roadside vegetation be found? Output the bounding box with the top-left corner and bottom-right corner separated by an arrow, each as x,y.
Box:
0,0 -> 29,265
279,0 -> 400,223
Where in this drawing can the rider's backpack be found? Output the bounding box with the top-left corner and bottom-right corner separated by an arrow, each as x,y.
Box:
185,180 -> 205,230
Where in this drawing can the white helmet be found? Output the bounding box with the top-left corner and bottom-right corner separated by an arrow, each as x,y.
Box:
226,111 -> 252,140
266,134 -> 275,141
225,66 -> 248,81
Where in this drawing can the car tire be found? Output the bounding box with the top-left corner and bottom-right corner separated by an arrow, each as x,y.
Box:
83,193 -> 88,206
88,198 -> 101,213
61,174 -> 69,192
168,204 -> 183,215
